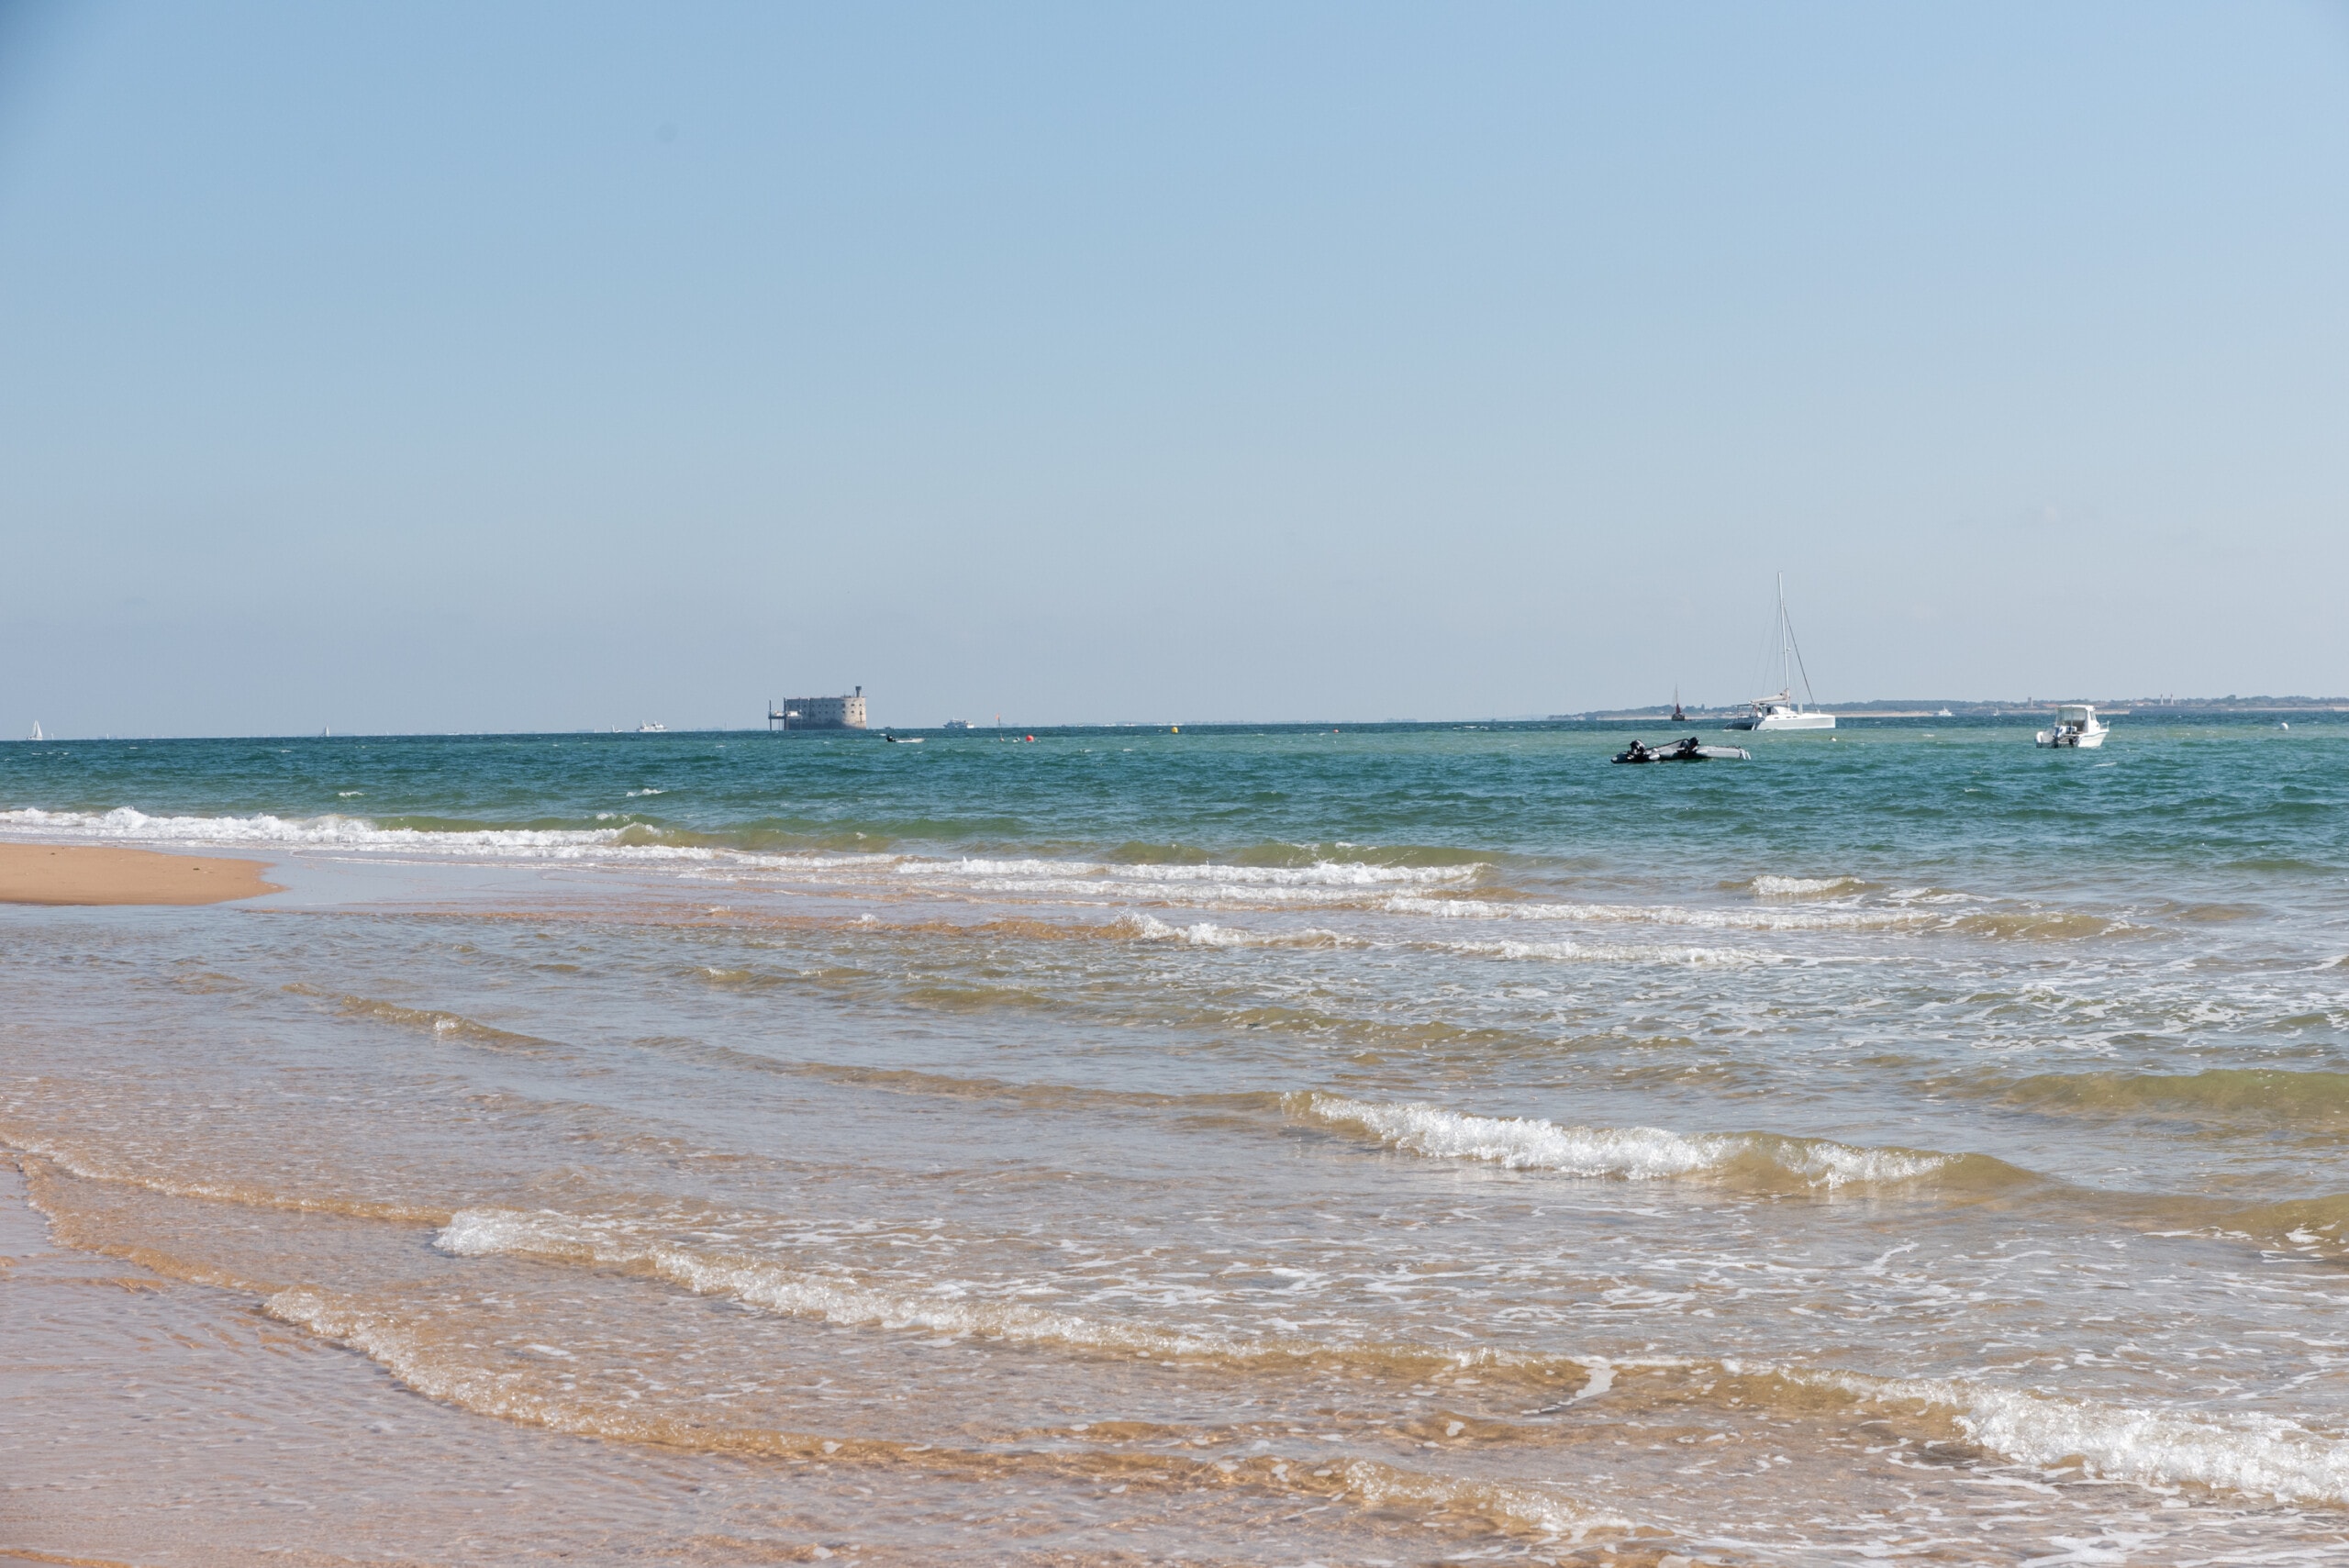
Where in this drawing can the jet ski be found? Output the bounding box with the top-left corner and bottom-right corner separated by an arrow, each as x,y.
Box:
1613,736 -> 1752,764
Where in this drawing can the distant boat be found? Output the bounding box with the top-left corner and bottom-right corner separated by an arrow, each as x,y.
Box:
28,721 -> 41,741
942,719 -> 971,730
1726,574 -> 1835,731
2034,706 -> 2110,750
1935,708 -> 1954,718
1670,688 -> 1687,723
636,722 -> 667,734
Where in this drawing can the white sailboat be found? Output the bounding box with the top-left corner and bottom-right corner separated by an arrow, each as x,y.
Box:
1726,574 -> 1835,731
27,721 -> 41,741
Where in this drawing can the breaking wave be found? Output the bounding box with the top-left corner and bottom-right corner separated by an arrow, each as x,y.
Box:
263,1278 -> 1614,1539
434,1207 -> 1608,1396
1119,914 -> 1364,949
1810,1366 -> 2349,1507
929,856 -> 1475,889
1438,937 -> 1765,968
437,1207 -> 2349,1510
0,805 -> 705,859
1292,1095 -> 2021,1195
1384,894 -> 1926,931
1750,874 -> 1865,898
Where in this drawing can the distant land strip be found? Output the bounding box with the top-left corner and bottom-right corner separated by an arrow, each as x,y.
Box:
1559,697 -> 2349,721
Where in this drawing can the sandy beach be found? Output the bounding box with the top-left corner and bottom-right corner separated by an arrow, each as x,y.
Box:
0,843 -> 280,906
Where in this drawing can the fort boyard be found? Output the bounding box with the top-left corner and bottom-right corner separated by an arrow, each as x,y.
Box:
767,687 -> 867,730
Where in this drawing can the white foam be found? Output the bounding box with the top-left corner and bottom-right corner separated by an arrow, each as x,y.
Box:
438,1207 -> 1249,1359
1299,1095 -> 1723,1178
1442,938 -> 1764,968
1751,874 -> 1863,899
1120,915 -> 1360,949
1385,895 -> 1923,931
1119,917 -> 1749,962
1809,1367 -> 2349,1507
1296,1095 -> 1956,1189
307,1219 -> 2349,1516
927,857 -> 1476,889
0,805 -> 696,859
273,1264 -> 1618,1538
875,856 -> 1488,912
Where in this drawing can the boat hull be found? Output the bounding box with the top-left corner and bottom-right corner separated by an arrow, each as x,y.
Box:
2035,728 -> 2107,749
1729,712 -> 1836,731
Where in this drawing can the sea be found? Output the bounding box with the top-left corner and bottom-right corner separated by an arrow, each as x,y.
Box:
4,717 -> 2348,1566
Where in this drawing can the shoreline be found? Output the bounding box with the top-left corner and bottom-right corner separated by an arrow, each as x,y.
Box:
0,842 -> 281,906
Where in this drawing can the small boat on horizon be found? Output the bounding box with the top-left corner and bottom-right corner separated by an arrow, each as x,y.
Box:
28,721 -> 41,741
2034,705 -> 2110,750
1726,575 -> 1835,731
636,722 -> 667,734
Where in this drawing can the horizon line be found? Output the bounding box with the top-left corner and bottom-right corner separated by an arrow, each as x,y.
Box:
12,696 -> 2349,744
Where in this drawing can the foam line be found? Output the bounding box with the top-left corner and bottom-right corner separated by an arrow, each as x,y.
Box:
436,1206 -> 2349,1510
1805,1366 -> 2349,1506
1294,1094 -> 1970,1189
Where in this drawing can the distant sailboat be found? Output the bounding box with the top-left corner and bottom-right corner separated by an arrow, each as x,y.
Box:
28,721 -> 41,741
1726,575 -> 1836,731
1670,688 -> 1687,724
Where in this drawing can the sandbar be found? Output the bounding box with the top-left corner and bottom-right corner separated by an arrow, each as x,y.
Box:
0,843 -> 282,906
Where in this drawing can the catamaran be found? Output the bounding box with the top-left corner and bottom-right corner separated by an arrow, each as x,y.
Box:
1726,574 -> 1835,731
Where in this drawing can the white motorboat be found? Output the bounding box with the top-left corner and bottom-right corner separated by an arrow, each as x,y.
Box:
1726,574 -> 1836,731
2034,705 -> 2109,750
636,722 -> 667,734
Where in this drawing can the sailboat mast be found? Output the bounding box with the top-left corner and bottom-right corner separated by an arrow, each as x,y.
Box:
1777,573 -> 1791,706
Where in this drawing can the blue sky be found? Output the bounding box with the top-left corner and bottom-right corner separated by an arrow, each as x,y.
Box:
3,2 -> 2344,733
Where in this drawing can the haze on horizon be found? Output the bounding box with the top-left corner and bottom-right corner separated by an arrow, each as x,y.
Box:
2,3 -> 2344,738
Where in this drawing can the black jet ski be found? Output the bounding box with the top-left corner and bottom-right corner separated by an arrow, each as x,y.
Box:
1612,736 -> 1753,763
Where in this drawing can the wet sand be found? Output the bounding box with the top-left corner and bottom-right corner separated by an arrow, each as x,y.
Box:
0,843 -> 280,906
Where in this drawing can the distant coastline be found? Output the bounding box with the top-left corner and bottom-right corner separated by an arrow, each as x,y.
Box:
11,697 -> 2349,742
1556,695 -> 2349,722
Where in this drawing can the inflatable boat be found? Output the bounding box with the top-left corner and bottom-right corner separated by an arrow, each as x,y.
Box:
1613,736 -> 1753,764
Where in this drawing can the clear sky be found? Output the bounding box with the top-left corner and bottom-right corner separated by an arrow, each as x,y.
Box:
2,2 -> 2344,735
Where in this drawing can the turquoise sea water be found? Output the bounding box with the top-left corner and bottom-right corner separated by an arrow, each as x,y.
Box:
7,715 -> 2347,871
5,717 -> 2349,1564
